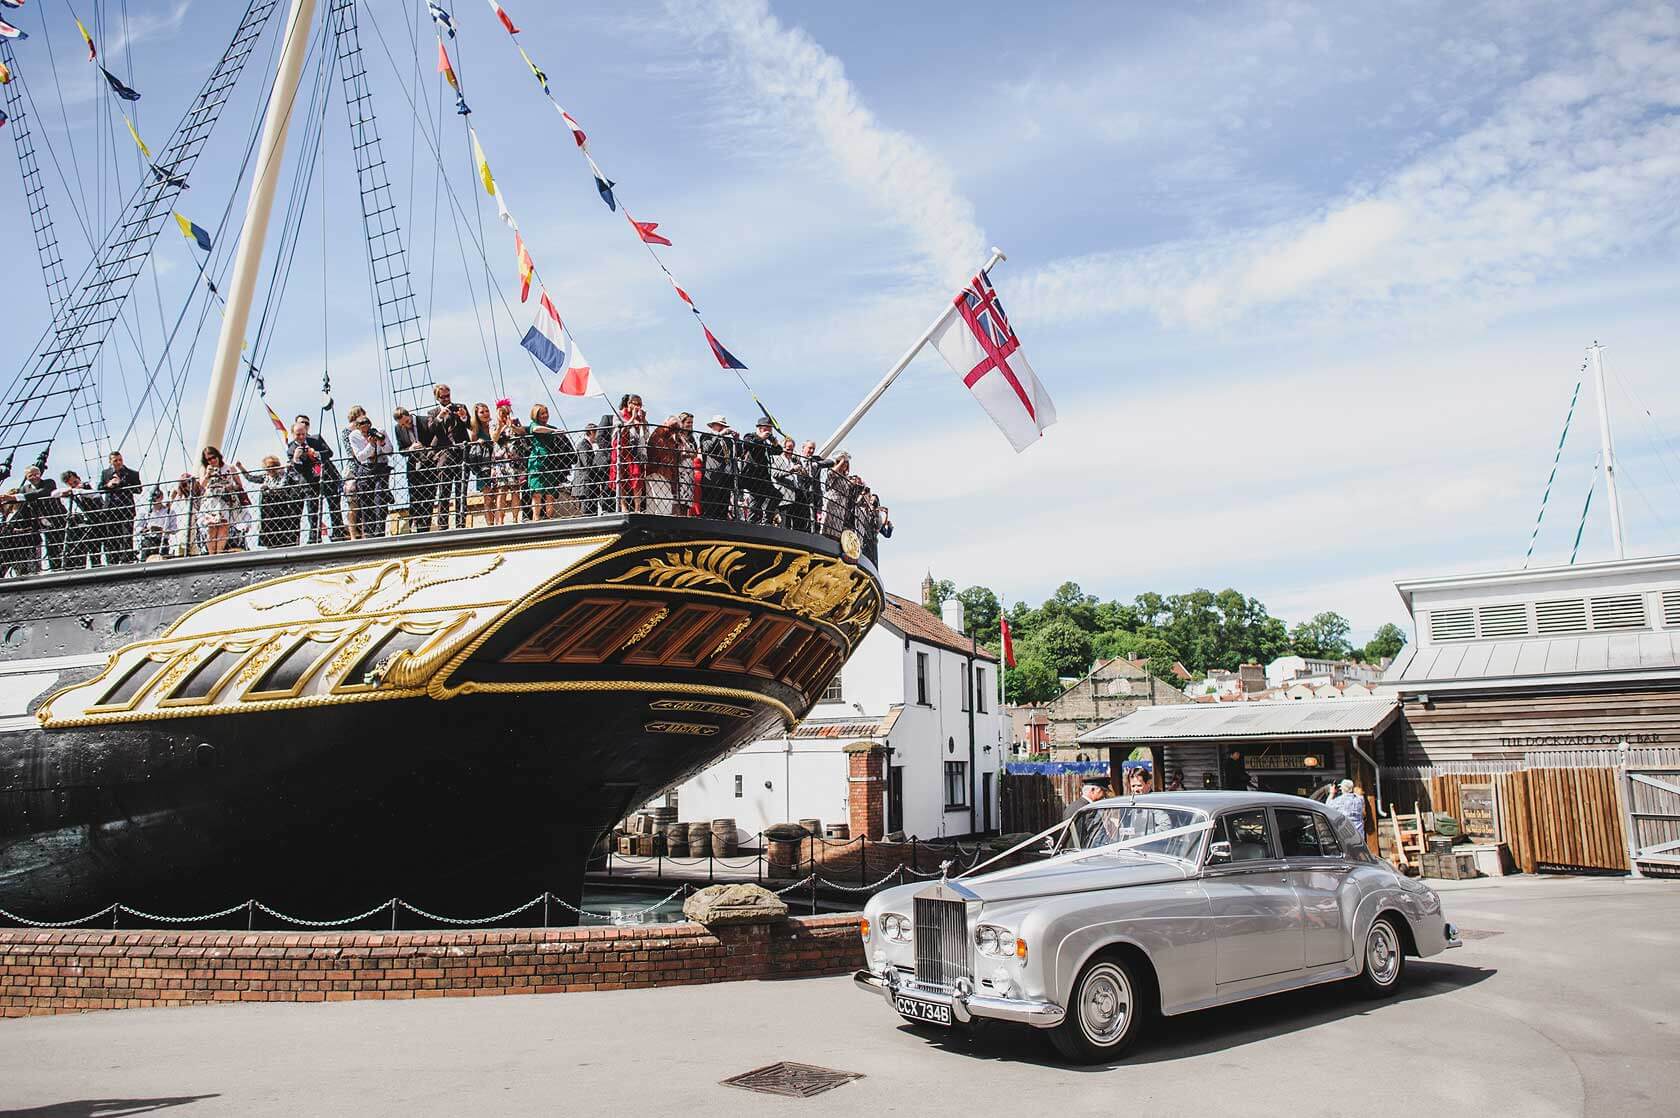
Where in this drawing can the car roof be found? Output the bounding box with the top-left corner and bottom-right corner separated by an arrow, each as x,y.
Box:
1079,790 -> 1330,814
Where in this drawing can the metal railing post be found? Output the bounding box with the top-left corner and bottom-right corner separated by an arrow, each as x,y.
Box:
389,897 -> 398,930
860,837 -> 867,886
809,870 -> 817,917
247,899 -> 254,930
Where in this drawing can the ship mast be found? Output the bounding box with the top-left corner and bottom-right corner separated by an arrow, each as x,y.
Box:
196,0 -> 320,456
1587,341 -> 1626,559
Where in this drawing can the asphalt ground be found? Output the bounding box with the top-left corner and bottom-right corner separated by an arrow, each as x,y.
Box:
2,874 -> 1676,1117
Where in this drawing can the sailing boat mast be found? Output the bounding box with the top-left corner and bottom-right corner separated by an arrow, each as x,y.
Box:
1587,341 -> 1626,559
196,0 -> 320,455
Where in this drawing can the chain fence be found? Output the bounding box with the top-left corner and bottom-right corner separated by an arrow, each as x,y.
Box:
0,861 -> 969,932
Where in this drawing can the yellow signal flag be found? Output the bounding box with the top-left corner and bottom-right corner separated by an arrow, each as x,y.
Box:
469,126 -> 494,196
122,114 -> 151,159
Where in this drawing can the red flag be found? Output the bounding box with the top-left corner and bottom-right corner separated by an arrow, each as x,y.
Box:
488,0 -> 520,34
515,233 -> 534,302
666,272 -> 694,309
628,214 -> 671,247
1001,616 -> 1016,669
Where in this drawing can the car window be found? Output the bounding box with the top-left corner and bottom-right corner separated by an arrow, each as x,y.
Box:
1275,808 -> 1336,858
1216,809 -> 1273,862
1072,805 -> 1205,861
1312,812 -> 1345,856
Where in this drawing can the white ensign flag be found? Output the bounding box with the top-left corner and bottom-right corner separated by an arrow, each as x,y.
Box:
927,270 -> 1056,451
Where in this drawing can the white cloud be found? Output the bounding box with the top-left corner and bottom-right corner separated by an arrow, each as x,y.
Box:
668,0 -> 988,287
1012,3 -> 1680,331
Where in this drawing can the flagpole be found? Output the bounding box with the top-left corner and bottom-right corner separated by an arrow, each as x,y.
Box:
819,247 -> 1005,458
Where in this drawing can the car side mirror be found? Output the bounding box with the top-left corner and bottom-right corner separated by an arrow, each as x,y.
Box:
1207,840 -> 1232,866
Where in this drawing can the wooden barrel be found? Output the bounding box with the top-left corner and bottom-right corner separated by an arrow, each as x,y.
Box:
825,823 -> 850,840
665,823 -> 689,856
688,822 -> 713,856
711,818 -> 738,857
799,818 -> 823,840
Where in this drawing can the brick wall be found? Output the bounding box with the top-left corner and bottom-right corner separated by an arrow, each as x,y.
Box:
845,742 -> 885,840
0,914 -> 863,1018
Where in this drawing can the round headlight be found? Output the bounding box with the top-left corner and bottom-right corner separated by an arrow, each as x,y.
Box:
976,926 -> 999,954
880,912 -> 911,942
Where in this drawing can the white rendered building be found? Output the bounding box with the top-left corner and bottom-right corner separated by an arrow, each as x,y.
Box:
674,593 -> 1006,844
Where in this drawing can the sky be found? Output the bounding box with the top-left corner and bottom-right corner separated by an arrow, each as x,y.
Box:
1,0 -> 1678,643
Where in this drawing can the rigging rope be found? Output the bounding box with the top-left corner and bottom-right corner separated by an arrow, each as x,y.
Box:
1524,373 -> 1582,568
1571,454 -> 1599,565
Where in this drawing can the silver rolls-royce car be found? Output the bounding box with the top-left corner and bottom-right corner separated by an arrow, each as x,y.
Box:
855,791 -> 1460,1063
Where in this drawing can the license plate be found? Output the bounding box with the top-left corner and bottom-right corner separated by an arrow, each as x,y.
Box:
894,994 -> 952,1026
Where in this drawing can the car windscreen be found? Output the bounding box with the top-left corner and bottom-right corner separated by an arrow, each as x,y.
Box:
1071,805 -> 1206,861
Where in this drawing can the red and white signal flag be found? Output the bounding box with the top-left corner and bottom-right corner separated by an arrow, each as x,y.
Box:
927,270 -> 1057,452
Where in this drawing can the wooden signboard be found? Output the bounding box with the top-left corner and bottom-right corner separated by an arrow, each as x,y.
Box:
1459,782 -> 1499,844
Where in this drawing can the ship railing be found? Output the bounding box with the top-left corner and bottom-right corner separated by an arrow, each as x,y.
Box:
0,428 -> 890,577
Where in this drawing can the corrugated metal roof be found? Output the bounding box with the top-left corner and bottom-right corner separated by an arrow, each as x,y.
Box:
1078,698 -> 1399,744
1383,630 -> 1680,688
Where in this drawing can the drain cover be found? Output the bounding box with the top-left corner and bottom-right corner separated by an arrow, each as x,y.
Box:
721,1062 -> 864,1099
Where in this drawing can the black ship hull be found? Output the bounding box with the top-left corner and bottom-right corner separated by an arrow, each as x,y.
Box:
0,515 -> 880,922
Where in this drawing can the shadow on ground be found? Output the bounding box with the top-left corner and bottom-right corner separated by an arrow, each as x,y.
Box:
902,961 -> 1496,1069
0,1098 -> 219,1118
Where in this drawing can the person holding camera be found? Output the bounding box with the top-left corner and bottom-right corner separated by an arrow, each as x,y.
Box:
285,415 -> 345,544
348,406 -> 393,538
425,384 -> 472,530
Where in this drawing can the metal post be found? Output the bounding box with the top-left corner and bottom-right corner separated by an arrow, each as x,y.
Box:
196,0 -> 321,454
543,892 -> 550,928
809,870 -> 817,917
390,897 -> 397,930
819,248 -> 1007,457
1587,341 -> 1626,559
861,837 -> 867,886
247,899 -> 255,931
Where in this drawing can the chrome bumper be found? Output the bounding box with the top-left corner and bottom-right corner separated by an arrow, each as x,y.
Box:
852,968 -> 1066,1029
1444,922 -> 1463,949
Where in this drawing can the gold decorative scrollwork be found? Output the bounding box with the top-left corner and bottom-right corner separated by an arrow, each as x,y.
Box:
711,617 -> 752,659
606,545 -> 746,590
619,606 -> 670,650
326,628 -> 376,682
248,553 -> 507,617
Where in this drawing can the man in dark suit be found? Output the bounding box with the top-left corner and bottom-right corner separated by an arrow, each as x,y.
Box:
737,417 -> 779,524
286,415 -> 345,544
425,383 -> 471,530
57,470 -> 101,569
699,415 -> 738,521
392,406 -> 433,533
96,450 -> 143,564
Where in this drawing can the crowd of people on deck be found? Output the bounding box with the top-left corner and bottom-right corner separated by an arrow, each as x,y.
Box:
0,386 -> 892,574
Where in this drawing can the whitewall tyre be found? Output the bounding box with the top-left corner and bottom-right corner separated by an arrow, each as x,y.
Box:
1356,916 -> 1406,998
1049,954 -> 1149,1064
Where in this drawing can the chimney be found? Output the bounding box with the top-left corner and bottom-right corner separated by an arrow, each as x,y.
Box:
1239,662 -> 1265,693
941,598 -> 965,635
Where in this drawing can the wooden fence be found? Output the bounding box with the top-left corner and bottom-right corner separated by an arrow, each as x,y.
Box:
1381,754 -> 1633,874
1001,771 -> 1091,834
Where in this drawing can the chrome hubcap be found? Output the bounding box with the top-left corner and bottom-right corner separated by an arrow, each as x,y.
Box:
1367,922 -> 1399,985
1078,963 -> 1131,1046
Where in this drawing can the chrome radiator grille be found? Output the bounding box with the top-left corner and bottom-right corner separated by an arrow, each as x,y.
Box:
913,896 -> 969,988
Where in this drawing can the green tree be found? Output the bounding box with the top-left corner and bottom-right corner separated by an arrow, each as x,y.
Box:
1289,611 -> 1353,659
1091,629 -> 1142,661
1004,654 -> 1060,704
955,585 -> 1001,642
1362,622 -> 1408,663
1029,619 -> 1094,679
1132,636 -> 1181,685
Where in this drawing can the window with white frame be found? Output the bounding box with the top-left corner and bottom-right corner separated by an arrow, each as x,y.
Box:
820,674 -> 843,703
916,652 -> 931,705
733,774 -> 743,799
975,666 -> 988,712
960,663 -> 972,711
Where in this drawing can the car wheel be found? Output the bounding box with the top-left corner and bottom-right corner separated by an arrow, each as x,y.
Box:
1355,915 -> 1406,998
1049,953 -> 1149,1064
